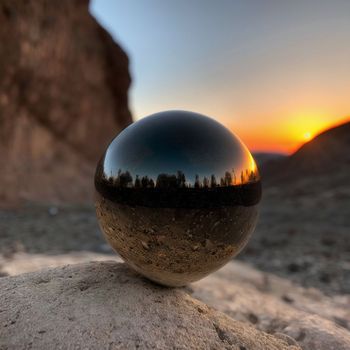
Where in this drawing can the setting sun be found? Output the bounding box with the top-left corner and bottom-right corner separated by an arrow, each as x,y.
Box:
303,132 -> 312,141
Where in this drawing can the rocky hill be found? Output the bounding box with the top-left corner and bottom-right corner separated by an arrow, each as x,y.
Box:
261,121 -> 350,191
253,152 -> 287,168
0,0 -> 132,205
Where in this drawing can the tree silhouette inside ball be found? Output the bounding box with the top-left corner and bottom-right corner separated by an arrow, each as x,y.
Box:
95,110 -> 261,287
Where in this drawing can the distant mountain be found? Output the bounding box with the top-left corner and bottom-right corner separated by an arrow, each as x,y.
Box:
253,152 -> 287,168
261,121 -> 350,189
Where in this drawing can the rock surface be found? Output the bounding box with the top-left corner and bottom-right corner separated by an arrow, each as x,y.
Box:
0,261 -> 300,350
0,251 -> 120,276
1,249 -> 349,349
192,261 -> 350,350
2,252 -> 349,331
0,0 -> 132,205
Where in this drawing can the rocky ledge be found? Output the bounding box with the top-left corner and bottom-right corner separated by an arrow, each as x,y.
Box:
1,260 -> 350,349
0,261 -> 300,350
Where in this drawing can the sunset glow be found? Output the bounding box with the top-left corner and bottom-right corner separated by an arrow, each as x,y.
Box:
233,115 -> 350,154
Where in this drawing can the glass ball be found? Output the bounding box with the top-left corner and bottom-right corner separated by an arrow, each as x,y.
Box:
95,110 -> 261,286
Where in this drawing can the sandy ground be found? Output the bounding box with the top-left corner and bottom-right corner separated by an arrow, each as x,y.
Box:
240,186 -> 350,295
0,187 -> 349,296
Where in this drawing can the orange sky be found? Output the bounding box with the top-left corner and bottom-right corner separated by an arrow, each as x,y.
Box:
231,114 -> 350,154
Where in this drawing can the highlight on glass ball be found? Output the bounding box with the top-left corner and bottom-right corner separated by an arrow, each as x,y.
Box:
95,110 -> 262,287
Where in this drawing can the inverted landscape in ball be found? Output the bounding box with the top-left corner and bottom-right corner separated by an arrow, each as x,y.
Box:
95,110 -> 261,287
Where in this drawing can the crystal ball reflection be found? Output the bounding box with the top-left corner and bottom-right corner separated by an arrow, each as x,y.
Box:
95,110 -> 261,286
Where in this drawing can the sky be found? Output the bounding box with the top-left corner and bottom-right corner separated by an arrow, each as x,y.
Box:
90,0 -> 350,154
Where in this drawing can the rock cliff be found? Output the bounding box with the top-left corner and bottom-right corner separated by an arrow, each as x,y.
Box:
0,0 -> 132,205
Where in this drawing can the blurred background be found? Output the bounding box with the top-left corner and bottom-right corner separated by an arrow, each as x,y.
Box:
0,0 -> 349,319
